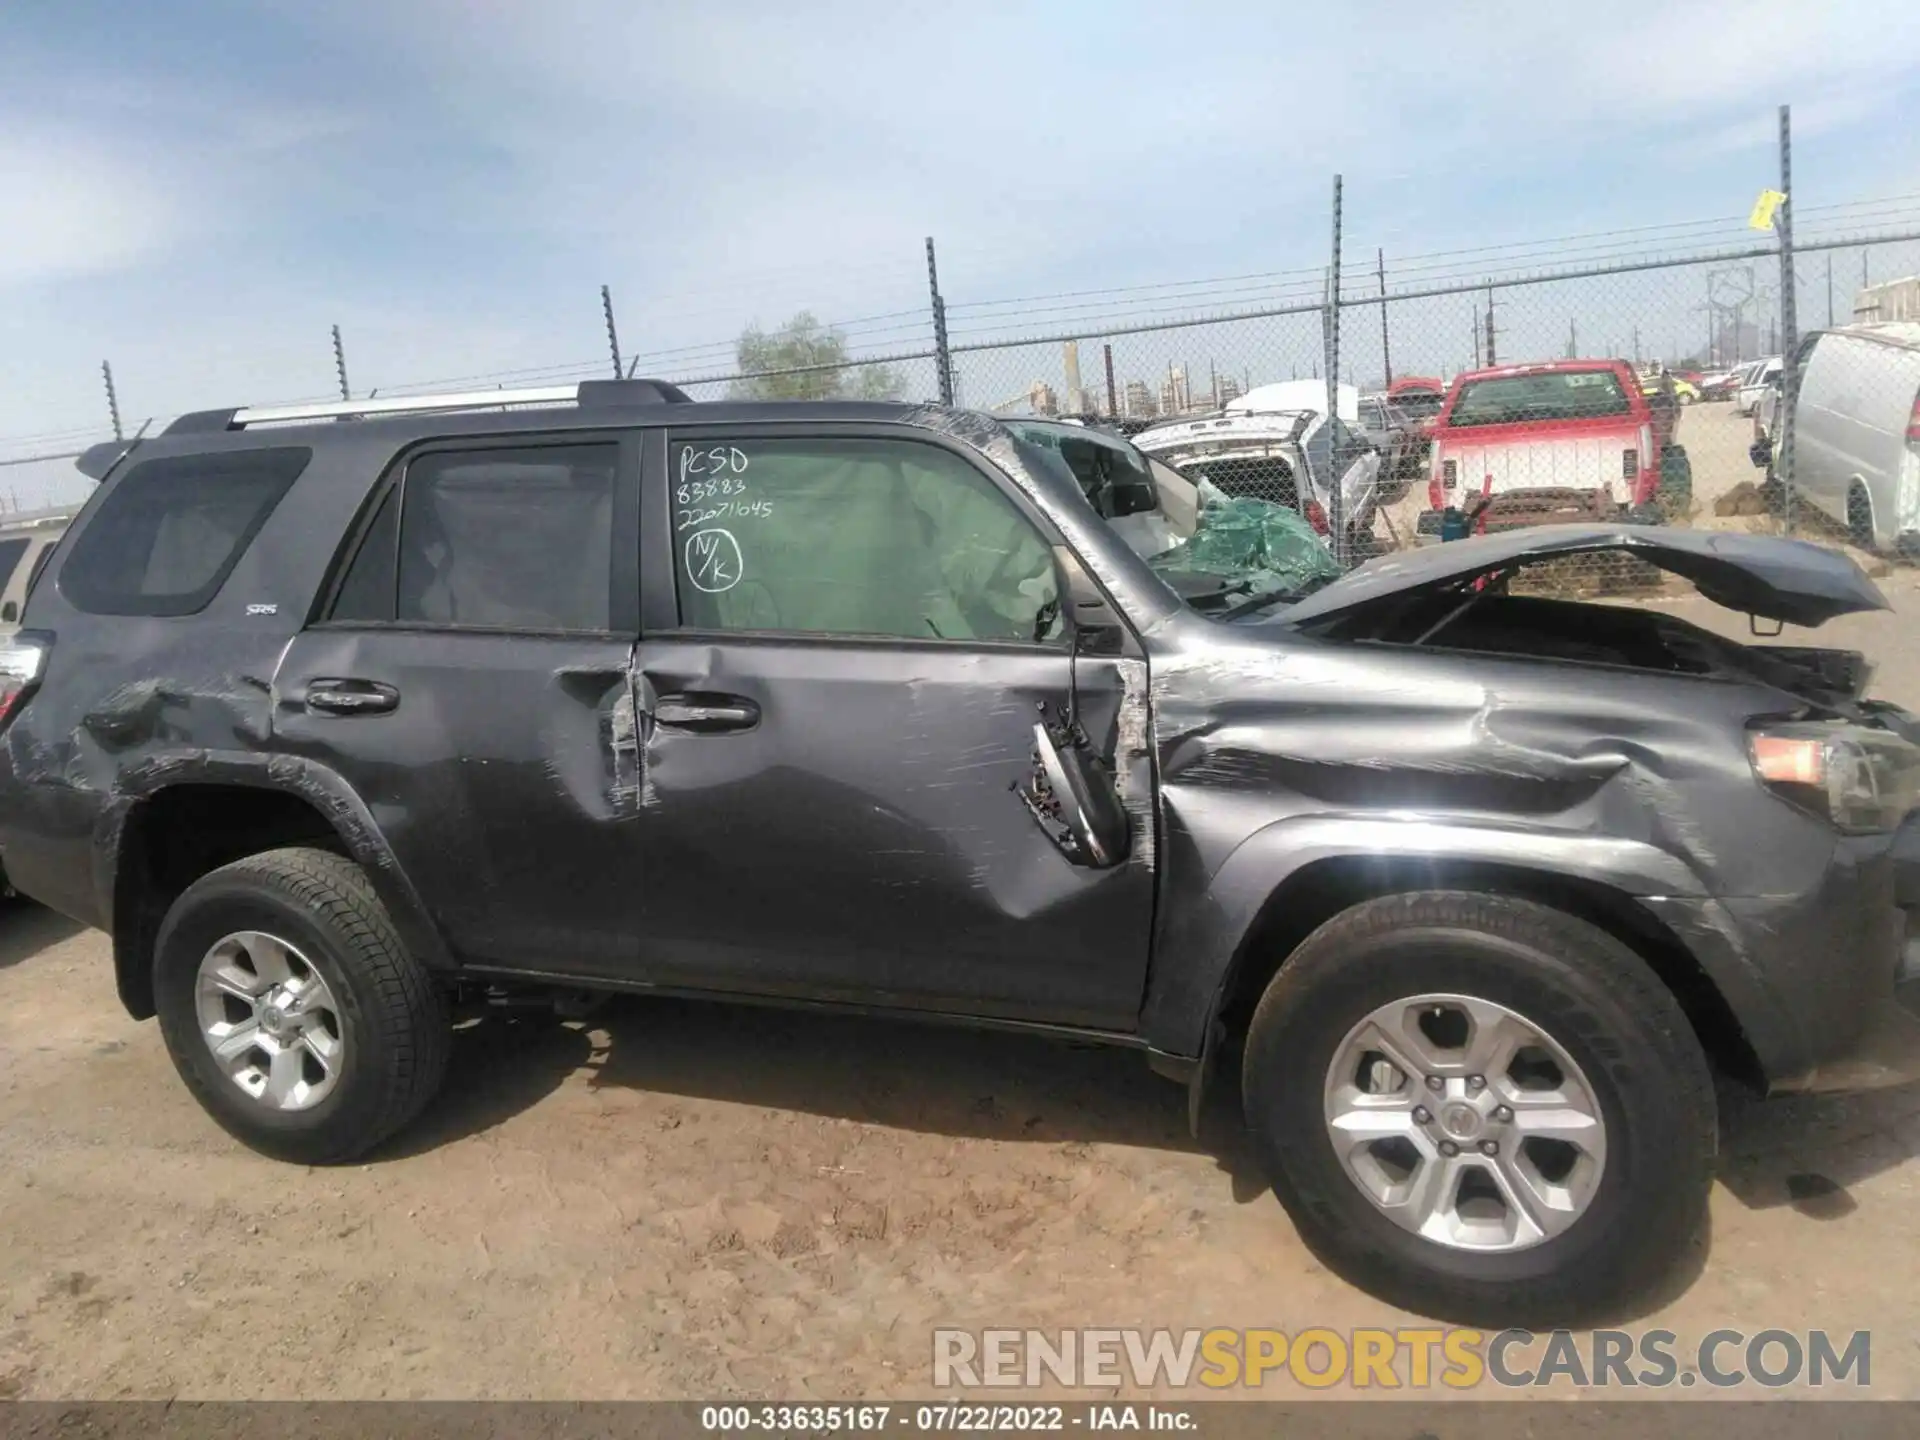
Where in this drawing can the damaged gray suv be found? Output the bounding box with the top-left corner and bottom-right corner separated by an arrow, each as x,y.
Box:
3,379 -> 1919,1326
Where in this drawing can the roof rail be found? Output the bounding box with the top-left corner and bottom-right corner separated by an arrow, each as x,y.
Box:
162,378 -> 693,436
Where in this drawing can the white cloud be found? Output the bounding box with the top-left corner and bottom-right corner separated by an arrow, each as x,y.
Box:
0,131 -> 186,288
2,0 -> 1918,447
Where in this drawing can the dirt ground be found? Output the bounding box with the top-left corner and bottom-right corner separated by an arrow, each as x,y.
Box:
8,403 -> 1920,1402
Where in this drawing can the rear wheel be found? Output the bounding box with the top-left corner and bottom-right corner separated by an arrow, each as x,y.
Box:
154,846 -> 451,1164
1242,891 -> 1714,1326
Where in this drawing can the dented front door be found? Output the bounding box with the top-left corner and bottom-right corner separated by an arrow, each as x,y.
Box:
626,636 -> 1150,1026
624,423 -> 1153,1027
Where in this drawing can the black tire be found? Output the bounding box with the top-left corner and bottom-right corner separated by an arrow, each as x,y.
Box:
1242,891 -> 1714,1327
153,846 -> 451,1164
1656,444 -> 1692,521
1847,483 -> 1877,552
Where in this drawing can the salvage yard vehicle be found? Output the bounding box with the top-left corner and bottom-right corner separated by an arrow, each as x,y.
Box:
0,506 -> 73,636
1750,323 -> 1920,552
5,380 -> 1920,1327
1423,359 -> 1690,530
1736,356 -> 1782,416
1132,380 -> 1384,556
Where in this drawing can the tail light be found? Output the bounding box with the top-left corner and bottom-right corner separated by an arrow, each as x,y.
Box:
1623,450 -> 1639,479
1303,499 -> 1329,535
1907,392 -> 1920,443
0,633 -> 49,731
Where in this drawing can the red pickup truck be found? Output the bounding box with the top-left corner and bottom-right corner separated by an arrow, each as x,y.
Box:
1425,360 -> 1681,528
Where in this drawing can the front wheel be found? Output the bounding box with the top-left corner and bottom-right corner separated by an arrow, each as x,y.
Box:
1242,891 -> 1714,1326
154,846 -> 451,1164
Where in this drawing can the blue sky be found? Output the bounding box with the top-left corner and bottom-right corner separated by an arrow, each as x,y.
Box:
4,0 -> 1920,503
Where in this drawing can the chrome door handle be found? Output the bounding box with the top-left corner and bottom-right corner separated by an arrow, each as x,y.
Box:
304,680 -> 400,715
652,694 -> 759,733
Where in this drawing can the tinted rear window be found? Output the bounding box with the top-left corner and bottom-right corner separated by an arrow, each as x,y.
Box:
1447,372 -> 1631,428
59,448 -> 309,616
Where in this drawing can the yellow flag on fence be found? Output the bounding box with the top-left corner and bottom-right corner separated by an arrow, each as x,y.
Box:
1749,189 -> 1787,231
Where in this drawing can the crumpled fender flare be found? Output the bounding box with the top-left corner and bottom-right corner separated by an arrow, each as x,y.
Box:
1142,812 -> 1715,1132
100,751 -> 457,1013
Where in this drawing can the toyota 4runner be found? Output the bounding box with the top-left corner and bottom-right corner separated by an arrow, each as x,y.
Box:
4,378 -> 1920,1326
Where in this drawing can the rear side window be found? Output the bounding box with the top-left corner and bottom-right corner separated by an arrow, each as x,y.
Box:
330,443 -> 617,632
59,448 -> 310,616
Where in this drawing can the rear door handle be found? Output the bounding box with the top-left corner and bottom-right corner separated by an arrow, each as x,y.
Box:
304,679 -> 400,716
652,693 -> 759,733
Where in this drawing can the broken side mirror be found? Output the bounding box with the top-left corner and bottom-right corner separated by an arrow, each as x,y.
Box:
1054,545 -> 1125,657
1014,704 -> 1130,869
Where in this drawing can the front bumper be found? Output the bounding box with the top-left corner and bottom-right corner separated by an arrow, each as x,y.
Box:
1645,816 -> 1920,1094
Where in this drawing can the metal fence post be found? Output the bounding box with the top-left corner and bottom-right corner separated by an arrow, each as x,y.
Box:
1102,343 -> 1118,418
331,325 -> 351,401
601,285 -> 623,379
1776,103 -> 1800,536
926,237 -> 954,406
101,360 -> 123,441
1377,248 -> 1391,384
1325,174 -> 1346,567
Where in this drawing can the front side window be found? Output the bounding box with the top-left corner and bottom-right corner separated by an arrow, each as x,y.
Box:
60,447 -> 309,616
669,436 -> 1061,644
330,443 -> 617,631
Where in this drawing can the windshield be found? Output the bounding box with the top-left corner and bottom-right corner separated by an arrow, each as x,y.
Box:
1020,437 -> 1340,620
1446,370 -> 1631,427
1391,391 -> 1443,421
1004,421 -> 1159,518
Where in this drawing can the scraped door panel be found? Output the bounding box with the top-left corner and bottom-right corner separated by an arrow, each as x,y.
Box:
628,637 -> 1150,1027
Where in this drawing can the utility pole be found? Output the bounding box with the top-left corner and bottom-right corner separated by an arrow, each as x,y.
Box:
1472,312 -> 1481,370
1376,248 -> 1391,384
1567,319 -> 1578,360
331,324 -> 351,401
1484,284 -> 1496,366
1102,343 -> 1117,418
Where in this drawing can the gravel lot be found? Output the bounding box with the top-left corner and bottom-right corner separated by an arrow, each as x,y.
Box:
7,402 -> 1920,1402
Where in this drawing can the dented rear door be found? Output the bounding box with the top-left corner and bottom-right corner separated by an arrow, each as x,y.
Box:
624,422 -> 1153,1028
271,434 -> 646,977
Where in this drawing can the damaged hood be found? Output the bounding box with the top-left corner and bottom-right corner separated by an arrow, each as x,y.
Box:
1277,523 -> 1891,628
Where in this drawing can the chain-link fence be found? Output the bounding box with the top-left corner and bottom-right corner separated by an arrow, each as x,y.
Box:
9,105 -> 1920,614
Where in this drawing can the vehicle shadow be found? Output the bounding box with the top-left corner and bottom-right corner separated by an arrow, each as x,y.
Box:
1716,1079 -> 1920,1218
381,993 -> 1272,1192
386,994 -> 1854,1325
0,900 -> 84,971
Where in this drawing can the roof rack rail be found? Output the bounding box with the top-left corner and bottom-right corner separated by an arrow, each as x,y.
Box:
162,378 -> 693,436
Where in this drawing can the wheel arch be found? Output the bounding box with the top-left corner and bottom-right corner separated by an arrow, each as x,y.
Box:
1207,855 -> 1761,1090
103,757 -> 453,1021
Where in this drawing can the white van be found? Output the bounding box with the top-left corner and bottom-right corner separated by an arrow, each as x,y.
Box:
0,508 -> 73,634
1780,322 -> 1920,551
